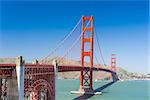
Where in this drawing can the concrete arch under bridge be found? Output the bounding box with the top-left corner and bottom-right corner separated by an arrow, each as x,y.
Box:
29,79 -> 54,100
0,56 -> 118,100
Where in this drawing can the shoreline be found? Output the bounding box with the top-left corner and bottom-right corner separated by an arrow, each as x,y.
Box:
57,78 -> 150,81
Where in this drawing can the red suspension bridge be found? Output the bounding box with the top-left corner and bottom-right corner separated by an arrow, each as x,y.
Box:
0,16 -> 118,100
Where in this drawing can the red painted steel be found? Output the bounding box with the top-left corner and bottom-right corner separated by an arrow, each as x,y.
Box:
0,64 -> 16,67
111,54 -> 116,72
0,64 -> 115,73
80,16 -> 94,92
110,54 -> 117,80
0,63 -> 116,99
0,16 -> 118,99
0,63 -> 55,99
24,64 -> 55,100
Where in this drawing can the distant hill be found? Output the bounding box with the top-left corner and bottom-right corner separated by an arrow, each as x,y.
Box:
0,58 -> 16,64
40,57 -> 135,80
0,57 -> 146,80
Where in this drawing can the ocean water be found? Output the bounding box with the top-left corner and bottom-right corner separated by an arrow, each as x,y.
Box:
56,79 -> 150,100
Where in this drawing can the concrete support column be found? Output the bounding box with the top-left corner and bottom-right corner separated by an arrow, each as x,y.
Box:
53,60 -> 58,100
32,59 -> 38,64
7,78 -> 13,100
16,56 -> 25,100
7,78 -> 18,100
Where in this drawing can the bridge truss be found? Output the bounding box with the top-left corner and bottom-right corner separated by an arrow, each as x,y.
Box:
0,16 -> 118,100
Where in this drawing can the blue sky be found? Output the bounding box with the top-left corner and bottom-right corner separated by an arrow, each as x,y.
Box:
0,0 -> 149,73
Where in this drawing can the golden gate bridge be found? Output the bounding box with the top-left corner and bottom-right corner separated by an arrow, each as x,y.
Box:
0,16 -> 118,100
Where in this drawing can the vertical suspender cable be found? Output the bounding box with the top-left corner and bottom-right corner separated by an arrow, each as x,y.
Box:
41,18 -> 82,61
58,19 -> 92,64
94,28 -> 106,65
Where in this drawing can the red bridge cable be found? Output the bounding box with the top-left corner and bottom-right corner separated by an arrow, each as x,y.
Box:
58,19 -> 92,64
94,28 -> 106,66
94,53 -> 100,65
41,17 -> 82,61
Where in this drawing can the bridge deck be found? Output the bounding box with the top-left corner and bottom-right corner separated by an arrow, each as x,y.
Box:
0,63 -> 115,73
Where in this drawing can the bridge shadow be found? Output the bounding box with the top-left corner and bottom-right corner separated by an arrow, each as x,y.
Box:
73,81 -> 116,100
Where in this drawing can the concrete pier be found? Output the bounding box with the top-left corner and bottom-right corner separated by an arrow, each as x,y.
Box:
53,59 -> 58,100
7,78 -> 18,100
16,56 -> 25,100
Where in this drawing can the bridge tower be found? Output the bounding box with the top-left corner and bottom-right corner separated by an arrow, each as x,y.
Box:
79,16 -> 94,92
110,54 -> 117,80
111,54 -> 116,73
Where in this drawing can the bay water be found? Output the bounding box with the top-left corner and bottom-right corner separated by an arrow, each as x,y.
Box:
56,79 -> 149,100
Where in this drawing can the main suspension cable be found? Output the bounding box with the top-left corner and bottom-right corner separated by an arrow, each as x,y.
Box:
94,28 -> 106,66
41,18 -> 82,61
94,53 -> 100,65
58,18 -> 92,64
